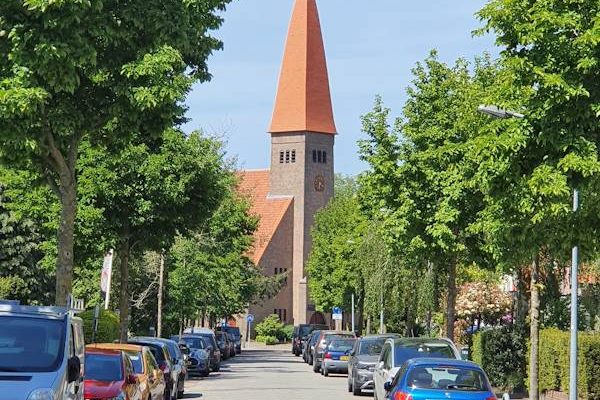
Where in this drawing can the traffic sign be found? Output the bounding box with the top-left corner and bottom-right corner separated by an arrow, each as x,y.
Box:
246,314 -> 255,323
332,307 -> 343,321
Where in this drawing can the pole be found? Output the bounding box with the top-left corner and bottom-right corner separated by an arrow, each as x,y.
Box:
569,188 -> 579,400
351,293 -> 355,333
103,250 -> 113,310
379,288 -> 384,334
157,252 -> 165,338
91,304 -> 100,344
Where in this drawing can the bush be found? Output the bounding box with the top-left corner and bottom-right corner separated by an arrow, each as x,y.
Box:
471,326 -> 527,391
255,314 -> 284,339
255,335 -> 278,345
279,325 -> 294,342
535,329 -> 600,399
80,309 -> 120,344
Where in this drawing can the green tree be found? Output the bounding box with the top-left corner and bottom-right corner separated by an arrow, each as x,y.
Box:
0,0 -> 232,304
78,129 -> 231,341
306,176 -> 368,328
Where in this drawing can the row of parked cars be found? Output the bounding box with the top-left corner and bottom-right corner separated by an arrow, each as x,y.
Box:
292,324 -> 499,400
0,300 -> 242,400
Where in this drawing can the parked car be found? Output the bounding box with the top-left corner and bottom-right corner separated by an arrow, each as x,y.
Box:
215,331 -> 230,360
171,335 -> 210,377
216,326 -> 242,354
0,300 -> 85,400
87,343 -> 166,400
182,328 -> 221,372
151,338 -> 187,399
312,331 -> 356,373
373,338 -> 461,400
320,337 -> 356,377
347,334 -> 399,396
303,330 -> 322,364
84,347 -> 142,400
385,358 -> 496,400
226,332 -> 237,357
128,337 -> 180,400
292,324 -> 329,356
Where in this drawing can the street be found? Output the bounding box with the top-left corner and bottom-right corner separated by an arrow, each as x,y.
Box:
184,344 -> 357,400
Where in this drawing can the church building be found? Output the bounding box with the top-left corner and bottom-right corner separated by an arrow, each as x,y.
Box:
237,0 -> 336,330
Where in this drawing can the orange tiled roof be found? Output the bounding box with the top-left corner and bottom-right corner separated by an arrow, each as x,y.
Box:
269,0 -> 337,135
237,170 -> 293,264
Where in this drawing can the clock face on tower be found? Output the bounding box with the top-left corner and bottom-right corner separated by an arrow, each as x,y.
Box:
314,175 -> 325,192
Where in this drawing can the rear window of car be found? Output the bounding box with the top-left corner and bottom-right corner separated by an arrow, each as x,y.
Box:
404,365 -> 490,392
329,339 -> 355,352
85,353 -> 123,381
394,342 -> 457,365
131,342 -> 166,364
358,339 -> 385,356
223,327 -> 241,339
175,336 -> 205,350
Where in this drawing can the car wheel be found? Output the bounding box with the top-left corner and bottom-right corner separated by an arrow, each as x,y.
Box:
323,367 -> 329,377
312,361 -> 320,373
347,376 -> 352,392
213,364 -> 220,373
177,389 -> 184,399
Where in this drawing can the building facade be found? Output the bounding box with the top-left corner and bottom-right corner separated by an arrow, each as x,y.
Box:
237,0 -> 336,332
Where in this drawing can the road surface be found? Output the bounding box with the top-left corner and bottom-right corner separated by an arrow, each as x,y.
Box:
183,344 -> 359,399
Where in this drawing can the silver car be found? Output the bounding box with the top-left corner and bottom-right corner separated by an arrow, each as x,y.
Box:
373,337 -> 461,400
0,300 -> 85,400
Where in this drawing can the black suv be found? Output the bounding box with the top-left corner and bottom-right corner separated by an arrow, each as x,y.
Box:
292,324 -> 329,356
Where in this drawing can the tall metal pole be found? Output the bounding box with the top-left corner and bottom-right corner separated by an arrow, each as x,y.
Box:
569,189 -> 579,400
379,289 -> 384,334
157,252 -> 165,338
351,293 -> 355,333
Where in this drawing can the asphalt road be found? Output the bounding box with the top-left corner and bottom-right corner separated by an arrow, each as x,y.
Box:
183,344 -> 359,400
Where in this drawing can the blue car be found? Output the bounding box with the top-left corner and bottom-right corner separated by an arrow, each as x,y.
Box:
384,358 -> 496,400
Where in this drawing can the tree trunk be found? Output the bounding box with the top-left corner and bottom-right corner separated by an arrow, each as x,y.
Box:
530,255 -> 540,400
446,260 -> 457,341
54,173 -> 77,306
357,289 -> 365,336
157,252 -> 165,337
118,232 -> 131,343
515,266 -> 529,329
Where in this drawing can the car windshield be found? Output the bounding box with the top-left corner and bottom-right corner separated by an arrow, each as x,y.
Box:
309,332 -> 322,345
405,365 -> 490,392
0,316 -> 65,373
176,336 -> 205,350
299,326 -> 314,337
85,353 -> 123,381
394,342 -> 456,365
164,341 -> 180,360
329,339 -> 355,352
358,339 -> 385,356
125,351 -> 144,374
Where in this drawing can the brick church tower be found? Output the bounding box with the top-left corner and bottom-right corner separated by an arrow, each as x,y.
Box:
236,0 -> 335,330
268,0 -> 336,324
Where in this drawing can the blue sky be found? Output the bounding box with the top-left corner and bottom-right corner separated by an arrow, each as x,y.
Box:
183,0 -> 497,176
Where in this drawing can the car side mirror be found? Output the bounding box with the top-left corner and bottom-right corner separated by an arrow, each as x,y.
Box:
127,374 -> 138,385
67,356 -> 80,383
349,351 -> 355,356
383,381 -> 393,392
377,361 -> 384,369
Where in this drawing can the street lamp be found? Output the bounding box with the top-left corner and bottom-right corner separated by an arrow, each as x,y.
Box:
478,105 -> 579,400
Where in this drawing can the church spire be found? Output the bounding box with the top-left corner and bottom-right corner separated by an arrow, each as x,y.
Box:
269,0 -> 337,135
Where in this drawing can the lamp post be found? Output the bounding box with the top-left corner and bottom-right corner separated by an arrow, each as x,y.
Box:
478,104 -> 579,400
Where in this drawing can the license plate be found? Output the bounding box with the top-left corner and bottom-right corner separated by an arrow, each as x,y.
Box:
340,356 -> 349,361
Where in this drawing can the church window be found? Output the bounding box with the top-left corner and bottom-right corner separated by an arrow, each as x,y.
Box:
313,150 -> 317,163
283,309 -> 287,322
279,151 -> 284,163
291,150 -> 296,163
322,151 -> 327,164
317,150 -> 322,163
285,150 -> 290,163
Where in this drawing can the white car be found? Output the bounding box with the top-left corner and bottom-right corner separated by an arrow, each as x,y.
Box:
373,337 -> 461,400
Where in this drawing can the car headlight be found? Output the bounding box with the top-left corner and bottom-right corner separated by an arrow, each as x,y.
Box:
27,389 -> 56,400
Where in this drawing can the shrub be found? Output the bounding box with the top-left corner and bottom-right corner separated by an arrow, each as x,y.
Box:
471,326 -> 527,391
255,314 -> 284,339
279,325 -> 294,342
535,329 -> 600,399
255,335 -> 278,345
80,309 -> 120,344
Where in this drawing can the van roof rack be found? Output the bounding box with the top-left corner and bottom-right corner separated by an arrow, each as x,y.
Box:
0,295 -> 85,318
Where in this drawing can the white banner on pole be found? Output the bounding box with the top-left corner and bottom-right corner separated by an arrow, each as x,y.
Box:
100,250 -> 114,309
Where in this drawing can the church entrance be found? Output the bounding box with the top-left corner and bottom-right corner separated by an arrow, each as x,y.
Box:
309,311 -> 327,326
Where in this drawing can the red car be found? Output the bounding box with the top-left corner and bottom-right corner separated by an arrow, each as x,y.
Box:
84,348 -> 142,400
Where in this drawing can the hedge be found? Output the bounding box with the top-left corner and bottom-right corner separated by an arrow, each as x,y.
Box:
80,309 -> 120,344
471,326 -> 527,391
256,335 -> 278,345
535,329 -> 600,399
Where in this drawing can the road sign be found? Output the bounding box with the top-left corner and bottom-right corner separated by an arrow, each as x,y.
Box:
332,307 -> 343,321
246,314 -> 255,323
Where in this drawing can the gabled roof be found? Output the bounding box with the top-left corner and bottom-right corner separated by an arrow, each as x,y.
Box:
237,170 -> 293,264
269,0 -> 337,135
